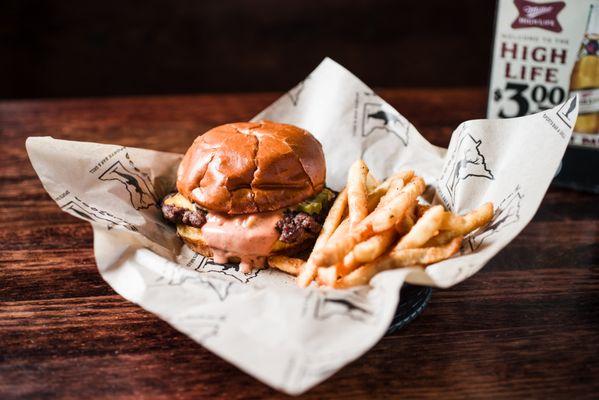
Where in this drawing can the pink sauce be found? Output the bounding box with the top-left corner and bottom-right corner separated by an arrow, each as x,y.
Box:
202,210 -> 282,273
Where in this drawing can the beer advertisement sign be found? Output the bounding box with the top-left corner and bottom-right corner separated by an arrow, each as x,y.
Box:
489,0 -> 599,148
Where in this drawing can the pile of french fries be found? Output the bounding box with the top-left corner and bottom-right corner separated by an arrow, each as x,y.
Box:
268,160 -> 494,288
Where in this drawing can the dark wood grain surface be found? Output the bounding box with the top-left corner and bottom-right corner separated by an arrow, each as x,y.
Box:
1,88 -> 598,399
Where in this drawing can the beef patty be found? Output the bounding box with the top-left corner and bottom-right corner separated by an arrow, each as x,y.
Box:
161,195 -> 331,245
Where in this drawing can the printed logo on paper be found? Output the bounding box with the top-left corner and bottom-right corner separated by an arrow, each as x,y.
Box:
303,290 -> 375,324
98,152 -> 158,210
440,126 -> 494,208
511,0 -> 565,33
466,185 -> 524,251
194,256 -> 261,284
287,76 -> 310,106
149,269 -> 240,301
60,194 -> 137,231
361,101 -> 409,146
173,313 -> 226,342
556,95 -> 578,129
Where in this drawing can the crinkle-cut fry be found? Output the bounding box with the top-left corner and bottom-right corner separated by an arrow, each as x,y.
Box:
342,228 -> 397,270
316,265 -> 338,287
297,188 -> 348,287
336,237 -> 462,288
395,205 -> 445,250
314,177 -> 424,267
347,160 -> 370,228
426,202 -> 494,246
267,256 -> 304,276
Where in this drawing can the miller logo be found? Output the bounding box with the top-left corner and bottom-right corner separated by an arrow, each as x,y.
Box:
511,0 -> 565,33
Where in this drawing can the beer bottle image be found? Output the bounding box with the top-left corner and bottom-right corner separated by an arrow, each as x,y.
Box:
570,3 -> 599,134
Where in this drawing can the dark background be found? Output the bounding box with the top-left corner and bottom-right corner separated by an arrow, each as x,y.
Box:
1,0 -> 497,99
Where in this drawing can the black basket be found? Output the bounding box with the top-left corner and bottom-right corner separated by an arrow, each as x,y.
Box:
386,284 -> 432,334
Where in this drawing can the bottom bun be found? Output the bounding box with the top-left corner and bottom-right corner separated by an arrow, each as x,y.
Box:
180,236 -> 214,258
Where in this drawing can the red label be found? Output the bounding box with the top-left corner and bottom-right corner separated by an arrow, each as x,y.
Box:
511,0 -> 565,33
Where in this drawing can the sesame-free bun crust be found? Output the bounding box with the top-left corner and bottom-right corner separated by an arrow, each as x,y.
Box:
177,121 -> 326,214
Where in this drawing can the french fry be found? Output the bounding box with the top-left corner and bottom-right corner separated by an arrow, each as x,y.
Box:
395,205 -> 445,250
391,170 -> 415,187
347,160 -> 369,228
297,188 -> 348,287
314,176 -> 424,267
376,176 -> 406,208
369,176 -> 425,232
389,236 -> 462,265
395,203 -> 416,234
366,170 -> 414,211
440,202 -> 494,232
426,202 -> 494,246
367,177 -> 403,212
316,266 -> 338,287
325,219 -> 351,276
342,228 -> 397,270
329,218 -> 350,243
336,237 -> 462,288
312,176 -> 393,271
335,263 -> 383,288
396,214 -> 414,234
416,203 -> 431,219
267,256 -> 304,276
298,159 -> 492,289
366,171 -> 380,193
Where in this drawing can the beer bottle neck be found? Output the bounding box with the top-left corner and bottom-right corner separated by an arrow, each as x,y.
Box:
586,4 -> 599,36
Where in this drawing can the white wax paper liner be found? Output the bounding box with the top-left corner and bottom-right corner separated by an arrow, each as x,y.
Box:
26,58 -> 578,394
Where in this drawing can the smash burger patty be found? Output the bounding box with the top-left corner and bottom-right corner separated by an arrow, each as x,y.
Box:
161,121 -> 331,272
161,190 -> 332,244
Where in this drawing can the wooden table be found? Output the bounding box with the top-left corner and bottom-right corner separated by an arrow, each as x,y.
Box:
1,89 -> 598,399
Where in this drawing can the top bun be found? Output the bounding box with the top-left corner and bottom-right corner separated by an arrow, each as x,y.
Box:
177,121 -> 326,214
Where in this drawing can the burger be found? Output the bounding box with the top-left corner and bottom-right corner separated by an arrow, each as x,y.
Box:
161,121 -> 334,273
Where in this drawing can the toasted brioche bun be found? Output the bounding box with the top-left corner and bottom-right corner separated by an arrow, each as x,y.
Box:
176,121 -> 326,215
